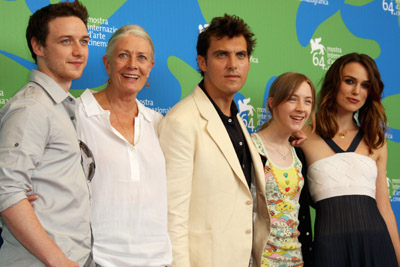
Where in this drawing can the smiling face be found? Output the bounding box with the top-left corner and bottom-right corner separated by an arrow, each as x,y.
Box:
272,81 -> 313,133
104,34 -> 154,96
32,16 -> 89,91
336,62 -> 370,115
197,35 -> 250,100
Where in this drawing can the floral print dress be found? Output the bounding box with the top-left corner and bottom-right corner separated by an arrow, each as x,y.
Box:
252,133 -> 304,267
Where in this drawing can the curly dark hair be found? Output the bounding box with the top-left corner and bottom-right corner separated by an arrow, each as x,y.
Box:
26,0 -> 89,63
196,14 -> 256,76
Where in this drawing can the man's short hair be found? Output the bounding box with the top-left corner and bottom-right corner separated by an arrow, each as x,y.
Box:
196,14 -> 256,76
26,0 -> 89,63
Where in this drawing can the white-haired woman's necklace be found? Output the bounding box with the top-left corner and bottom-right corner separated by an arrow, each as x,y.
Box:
105,91 -> 134,145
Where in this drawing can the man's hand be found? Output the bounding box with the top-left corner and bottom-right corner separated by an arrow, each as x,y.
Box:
26,188 -> 38,207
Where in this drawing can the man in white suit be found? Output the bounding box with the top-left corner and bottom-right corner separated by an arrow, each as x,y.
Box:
159,14 -> 270,267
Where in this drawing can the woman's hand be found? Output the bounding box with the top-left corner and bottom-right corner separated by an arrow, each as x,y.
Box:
290,130 -> 307,147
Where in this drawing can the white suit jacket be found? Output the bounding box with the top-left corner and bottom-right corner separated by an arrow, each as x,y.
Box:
159,85 -> 270,267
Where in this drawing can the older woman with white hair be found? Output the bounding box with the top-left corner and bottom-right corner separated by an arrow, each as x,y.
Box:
78,25 -> 172,267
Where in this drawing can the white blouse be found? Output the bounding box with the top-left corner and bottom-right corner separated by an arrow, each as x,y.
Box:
78,90 -> 172,267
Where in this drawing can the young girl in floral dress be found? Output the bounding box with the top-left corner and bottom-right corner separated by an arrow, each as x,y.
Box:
251,72 -> 316,267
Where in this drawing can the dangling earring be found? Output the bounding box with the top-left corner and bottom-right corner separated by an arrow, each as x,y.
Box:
146,81 -> 149,88
108,78 -> 111,84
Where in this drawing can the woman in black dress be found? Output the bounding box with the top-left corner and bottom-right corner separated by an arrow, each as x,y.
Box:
301,53 -> 400,266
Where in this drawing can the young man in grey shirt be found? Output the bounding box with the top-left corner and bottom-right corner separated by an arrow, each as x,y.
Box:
0,1 -> 92,266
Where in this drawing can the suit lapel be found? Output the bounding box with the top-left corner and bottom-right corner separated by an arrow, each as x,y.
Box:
239,117 -> 267,198
192,86 -> 249,189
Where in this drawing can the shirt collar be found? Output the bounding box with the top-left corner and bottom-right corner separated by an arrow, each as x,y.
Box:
136,100 -> 153,122
80,89 -> 153,122
198,80 -> 238,118
30,70 -> 71,104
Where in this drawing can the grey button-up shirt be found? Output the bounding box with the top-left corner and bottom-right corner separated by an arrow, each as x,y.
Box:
0,70 -> 91,266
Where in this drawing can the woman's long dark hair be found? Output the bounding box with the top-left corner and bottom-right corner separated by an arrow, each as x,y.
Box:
316,53 -> 387,153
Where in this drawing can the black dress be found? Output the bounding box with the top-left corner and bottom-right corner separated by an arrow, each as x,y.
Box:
308,131 -> 397,266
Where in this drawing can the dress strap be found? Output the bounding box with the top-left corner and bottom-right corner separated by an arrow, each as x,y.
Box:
322,129 -> 364,153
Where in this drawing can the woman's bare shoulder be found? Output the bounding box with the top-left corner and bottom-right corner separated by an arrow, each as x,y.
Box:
302,125 -> 319,140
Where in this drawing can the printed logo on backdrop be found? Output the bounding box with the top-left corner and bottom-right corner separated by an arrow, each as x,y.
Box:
385,123 -> 394,140
390,178 -> 400,202
87,17 -> 118,47
299,0 -> 329,6
198,24 -> 209,33
237,98 -> 267,133
382,0 -> 400,16
138,99 -> 171,115
238,98 -> 256,132
0,90 -> 8,106
310,37 -> 343,71
250,56 -> 259,63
